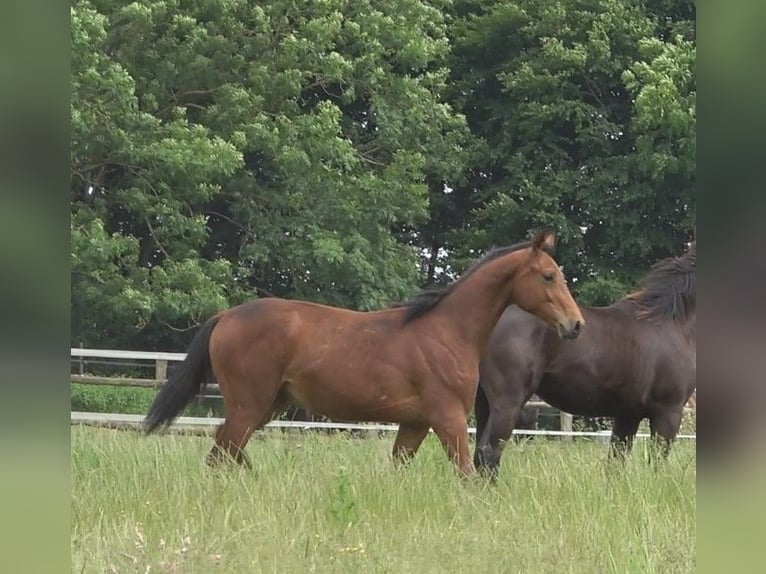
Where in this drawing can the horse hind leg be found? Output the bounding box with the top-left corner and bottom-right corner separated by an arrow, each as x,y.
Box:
205,384 -> 290,469
609,416 -> 642,461
206,417 -> 258,468
648,407 -> 684,465
430,410 -> 475,479
392,423 -> 431,466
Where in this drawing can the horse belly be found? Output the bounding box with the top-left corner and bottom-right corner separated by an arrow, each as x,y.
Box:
284,368 -> 424,424
537,374 -> 635,418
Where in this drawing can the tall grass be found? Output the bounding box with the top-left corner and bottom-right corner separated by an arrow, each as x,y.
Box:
71,427 -> 695,573
70,383 -> 213,417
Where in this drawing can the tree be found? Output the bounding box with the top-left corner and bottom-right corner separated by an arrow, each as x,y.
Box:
71,2 -> 244,349
444,0 -> 695,303
71,0 -> 695,351
71,0 -> 472,349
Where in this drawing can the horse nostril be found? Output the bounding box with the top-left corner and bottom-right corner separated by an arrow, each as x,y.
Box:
573,321 -> 582,334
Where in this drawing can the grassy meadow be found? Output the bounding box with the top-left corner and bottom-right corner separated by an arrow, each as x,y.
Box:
71,426 -> 695,573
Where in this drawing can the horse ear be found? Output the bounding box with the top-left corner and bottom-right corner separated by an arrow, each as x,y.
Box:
532,230 -> 555,252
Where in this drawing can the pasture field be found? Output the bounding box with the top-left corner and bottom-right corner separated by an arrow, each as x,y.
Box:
71,426 -> 695,573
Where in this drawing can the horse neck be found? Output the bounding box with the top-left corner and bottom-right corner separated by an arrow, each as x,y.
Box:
436,251 -> 524,354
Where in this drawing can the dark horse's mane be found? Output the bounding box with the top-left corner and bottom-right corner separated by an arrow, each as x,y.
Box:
624,241 -> 696,323
393,239 -> 552,324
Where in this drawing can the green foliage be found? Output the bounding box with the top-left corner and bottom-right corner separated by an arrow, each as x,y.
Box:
71,1 -> 246,350
71,0 -> 695,353
71,383 -> 153,414
71,0 -> 472,354
70,383 -> 210,417
443,0 -> 695,297
574,273 -> 632,306
573,416 -> 612,432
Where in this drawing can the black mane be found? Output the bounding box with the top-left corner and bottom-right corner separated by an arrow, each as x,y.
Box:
625,242 -> 696,323
393,239 -> 550,324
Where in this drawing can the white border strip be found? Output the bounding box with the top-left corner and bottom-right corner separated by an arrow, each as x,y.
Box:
70,412 -> 696,439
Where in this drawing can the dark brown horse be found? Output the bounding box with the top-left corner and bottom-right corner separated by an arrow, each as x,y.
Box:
474,241 -> 696,477
145,232 -> 584,477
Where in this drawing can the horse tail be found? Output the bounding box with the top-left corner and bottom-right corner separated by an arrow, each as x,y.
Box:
144,314 -> 221,433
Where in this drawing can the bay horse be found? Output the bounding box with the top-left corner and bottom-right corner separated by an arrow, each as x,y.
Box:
474,240 -> 696,477
144,231 -> 584,477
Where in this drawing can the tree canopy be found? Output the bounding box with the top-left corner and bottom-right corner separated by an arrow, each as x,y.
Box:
71,0 -> 695,350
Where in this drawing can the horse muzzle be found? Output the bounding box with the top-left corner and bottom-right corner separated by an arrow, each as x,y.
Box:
557,318 -> 583,340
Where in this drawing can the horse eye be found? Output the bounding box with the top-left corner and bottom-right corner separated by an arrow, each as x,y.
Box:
543,272 -> 554,283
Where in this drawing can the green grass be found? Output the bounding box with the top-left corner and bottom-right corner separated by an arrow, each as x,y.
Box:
70,383 -> 214,417
71,427 -> 696,574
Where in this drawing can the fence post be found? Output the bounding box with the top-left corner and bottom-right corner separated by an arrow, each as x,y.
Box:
560,412 -> 573,440
155,359 -> 167,386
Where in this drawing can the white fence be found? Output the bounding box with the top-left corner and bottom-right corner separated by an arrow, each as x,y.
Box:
70,348 -> 696,440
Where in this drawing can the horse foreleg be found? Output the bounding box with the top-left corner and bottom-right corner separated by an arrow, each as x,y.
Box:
472,382 -> 491,470
475,400 -> 520,481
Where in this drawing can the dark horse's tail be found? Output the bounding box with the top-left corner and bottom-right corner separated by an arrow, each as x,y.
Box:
144,315 -> 221,433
